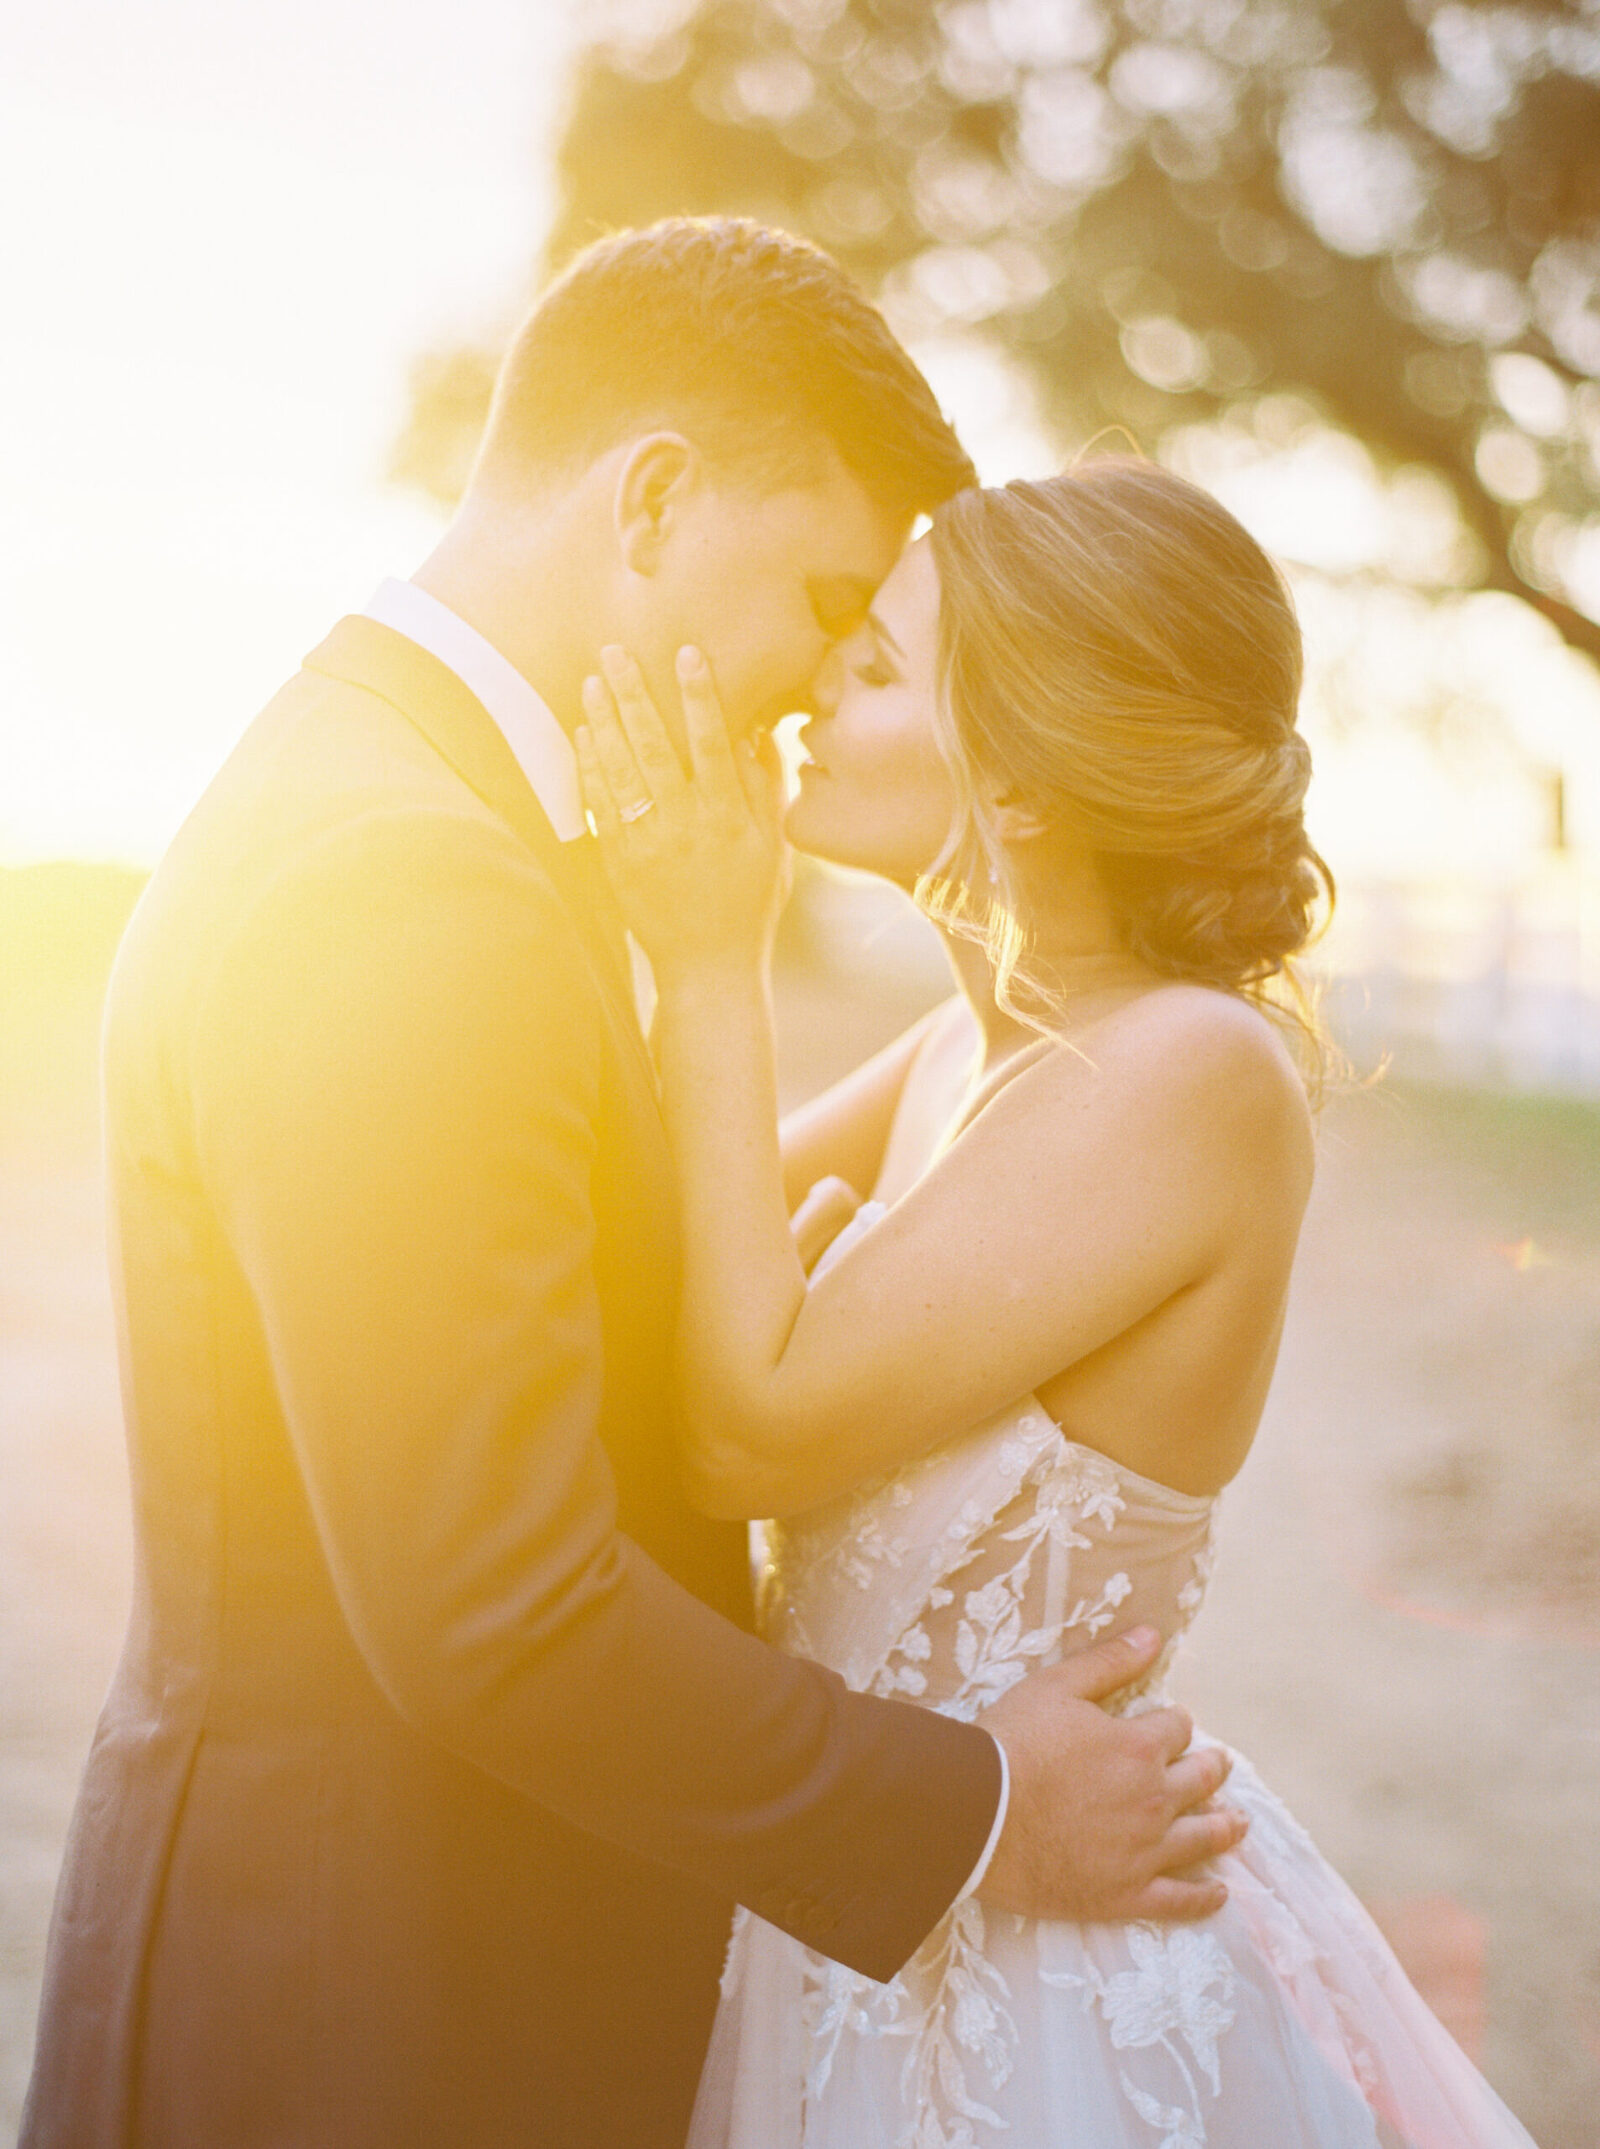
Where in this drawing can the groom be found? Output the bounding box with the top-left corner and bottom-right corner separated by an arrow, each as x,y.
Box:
24,220 -> 1239,2147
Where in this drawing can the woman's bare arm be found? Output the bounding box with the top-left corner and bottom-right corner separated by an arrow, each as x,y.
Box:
577,648 -> 1309,1525
658,975 -> 1309,1519
780,1003 -> 950,1211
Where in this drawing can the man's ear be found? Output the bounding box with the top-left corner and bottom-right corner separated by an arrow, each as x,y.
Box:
989,790 -> 1051,845
614,433 -> 697,575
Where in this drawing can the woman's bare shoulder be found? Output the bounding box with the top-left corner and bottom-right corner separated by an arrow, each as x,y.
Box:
1111,979 -> 1308,1081
1015,983 -> 1314,1175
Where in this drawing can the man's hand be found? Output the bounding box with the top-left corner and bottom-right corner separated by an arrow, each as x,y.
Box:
976,1625 -> 1245,1924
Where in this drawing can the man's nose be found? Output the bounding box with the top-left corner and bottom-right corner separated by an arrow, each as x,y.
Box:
808,645 -> 845,716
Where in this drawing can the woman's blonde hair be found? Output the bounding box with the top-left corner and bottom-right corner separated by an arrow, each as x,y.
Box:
922,458 -> 1335,1080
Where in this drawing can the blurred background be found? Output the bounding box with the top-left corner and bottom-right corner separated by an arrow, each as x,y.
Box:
3,1 -> 1597,2140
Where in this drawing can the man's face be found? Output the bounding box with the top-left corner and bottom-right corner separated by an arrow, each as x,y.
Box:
631,446 -> 909,744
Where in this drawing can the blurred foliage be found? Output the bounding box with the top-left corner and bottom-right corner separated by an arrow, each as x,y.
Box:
394,0 -> 1600,667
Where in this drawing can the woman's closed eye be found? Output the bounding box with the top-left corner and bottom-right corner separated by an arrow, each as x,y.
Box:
852,658 -> 896,688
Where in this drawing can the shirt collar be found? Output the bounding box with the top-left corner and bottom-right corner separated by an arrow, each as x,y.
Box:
361,578 -> 586,842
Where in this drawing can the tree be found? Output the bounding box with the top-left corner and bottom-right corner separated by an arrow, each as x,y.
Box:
394,0 -> 1600,667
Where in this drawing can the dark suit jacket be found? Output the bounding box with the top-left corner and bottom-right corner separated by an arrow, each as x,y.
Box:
21,618 -> 1000,2148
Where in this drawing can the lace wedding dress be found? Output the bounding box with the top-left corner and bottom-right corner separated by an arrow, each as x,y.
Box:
689,1201 -> 1539,2149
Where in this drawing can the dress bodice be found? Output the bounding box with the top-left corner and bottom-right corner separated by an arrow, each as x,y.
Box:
757,1202 -> 1218,1719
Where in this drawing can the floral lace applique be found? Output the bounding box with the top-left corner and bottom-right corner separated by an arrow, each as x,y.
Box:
802,1899 -> 1018,2148
1043,1924 -> 1238,2146
870,1441 -> 1134,1723
873,1617 -> 935,1699
765,1411 -> 1224,2149
1176,1507 -> 1218,1614
804,1952 -> 899,2104
1124,1506 -> 1220,1704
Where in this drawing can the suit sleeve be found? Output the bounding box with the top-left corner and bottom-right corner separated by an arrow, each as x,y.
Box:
189,804 -> 1000,1980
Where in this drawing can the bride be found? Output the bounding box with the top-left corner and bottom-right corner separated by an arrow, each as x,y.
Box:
576,458 -> 1537,2148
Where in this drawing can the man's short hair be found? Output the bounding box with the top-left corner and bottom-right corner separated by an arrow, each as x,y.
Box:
473,217 -> 977,520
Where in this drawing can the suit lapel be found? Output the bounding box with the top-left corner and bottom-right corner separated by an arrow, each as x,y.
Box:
303,616 -> 658,1106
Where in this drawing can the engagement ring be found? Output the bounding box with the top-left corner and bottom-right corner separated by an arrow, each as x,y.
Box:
619,797 -> 656,824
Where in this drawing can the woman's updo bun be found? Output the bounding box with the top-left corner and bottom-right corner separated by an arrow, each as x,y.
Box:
925,458 -> 1333,1068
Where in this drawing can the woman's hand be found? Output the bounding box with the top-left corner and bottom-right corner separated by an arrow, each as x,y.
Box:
576,643 -> 789,981
789,1175 -> 863,1275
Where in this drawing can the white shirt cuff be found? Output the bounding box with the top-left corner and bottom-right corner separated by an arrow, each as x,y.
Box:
955,1733 -> 1010,1900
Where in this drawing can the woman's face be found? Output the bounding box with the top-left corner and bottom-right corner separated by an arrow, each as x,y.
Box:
783,536 -> 960,888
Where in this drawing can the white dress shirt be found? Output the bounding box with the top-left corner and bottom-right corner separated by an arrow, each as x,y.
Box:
364,578 -> 586,840
360,576 -> 1010,1903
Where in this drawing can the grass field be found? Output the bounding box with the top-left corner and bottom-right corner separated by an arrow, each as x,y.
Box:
3,863 -> 1596,2144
